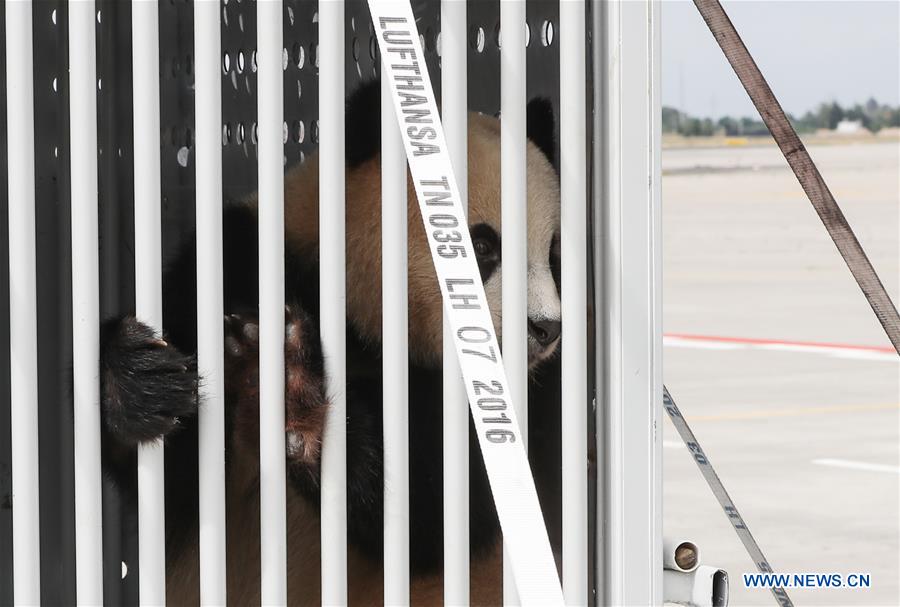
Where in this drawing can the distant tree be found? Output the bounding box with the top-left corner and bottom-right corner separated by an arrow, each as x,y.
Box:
717,116 -> 740,136
865,97 -> 879,116
818,101 -> 845,130
888,107 -> 900,128
661,106 -> 683,134
661,99 -> 899,137
844,104 -> 871,129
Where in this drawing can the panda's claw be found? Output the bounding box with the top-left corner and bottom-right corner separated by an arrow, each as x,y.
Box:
242,321 -> 259,343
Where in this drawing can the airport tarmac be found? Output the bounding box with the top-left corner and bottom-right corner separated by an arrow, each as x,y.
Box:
662,141 -> 899,606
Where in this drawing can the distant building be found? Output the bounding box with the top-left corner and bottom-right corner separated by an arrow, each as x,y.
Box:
835,119 -> 866,134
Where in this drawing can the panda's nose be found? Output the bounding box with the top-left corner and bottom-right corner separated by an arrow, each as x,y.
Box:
528,319 -> 561,347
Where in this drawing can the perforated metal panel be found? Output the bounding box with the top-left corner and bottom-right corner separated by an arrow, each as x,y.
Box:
0,1 -> 586,602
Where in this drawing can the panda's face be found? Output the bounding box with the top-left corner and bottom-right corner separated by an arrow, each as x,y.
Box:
470,222 -> 561,367
465,113 -> 562,368
292,109 -> 561,370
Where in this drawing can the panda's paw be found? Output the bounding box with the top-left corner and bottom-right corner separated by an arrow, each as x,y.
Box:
283,305 -> 329,473
100,316 -> 198,446
224,306 -> 328,476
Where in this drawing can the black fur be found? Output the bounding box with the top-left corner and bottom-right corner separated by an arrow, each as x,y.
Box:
346,79 -> 558,168
345,80 -> 384,168
471,223 -> 501,283
526,97 -> 557,166
100,316 -> 197,446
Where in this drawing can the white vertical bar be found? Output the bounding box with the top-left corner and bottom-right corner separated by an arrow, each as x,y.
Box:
600,0 -> 663,604
500,1 -> 528,604
132,1 -> 166,604
319,1 -> 348,603
560,0 -> 588,605
193,0 -> 227,604
257,1 -> 288,604
5,1 -> 41,603
382,77 -> 410,606
440,0 -> 470,603
69,1 -> 105,603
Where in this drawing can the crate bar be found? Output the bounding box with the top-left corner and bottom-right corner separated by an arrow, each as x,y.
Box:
5,1 -> 41,603
193,0 -> 227,603
499,0 -> 528,604
595,0 -> 663,603
257,0 -> 288,603
560,1 -> 589,604
69,1 -> 105,602
131,0 -> 166,603
381,77 -> 410,606
319,0 -> 348,602
440,0 -> 470,603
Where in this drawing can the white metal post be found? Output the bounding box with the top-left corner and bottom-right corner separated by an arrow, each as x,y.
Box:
560,1 -> 589,604
132,1 -> 166,603
319,1 -> 348,603
381,77 -> 410,606
596,0 -> 664,604
441,0 -> 470,603
257,0 -> 288,604
500,1 -> 528,604
69,1 -> 105,602
193,0 -> 227,603
5,1 -> 41,603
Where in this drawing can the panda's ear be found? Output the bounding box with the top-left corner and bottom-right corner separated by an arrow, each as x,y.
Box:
345,79 -> 382,168
526,97 -> 556,166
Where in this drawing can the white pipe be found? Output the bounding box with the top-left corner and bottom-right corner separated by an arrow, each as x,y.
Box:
500,1 -> 528,604
257,0 -> 287,604
69,1 -> 105,602
663,566 -> 729,607
193,0 -> 227,603
132,1 -> 166,603
663,537 -> 700,573
319,1 -> 348,603
441,0 -> 470,603
5,1 -> 41,603
560,1 -> 589,604
381,77 -> 410,606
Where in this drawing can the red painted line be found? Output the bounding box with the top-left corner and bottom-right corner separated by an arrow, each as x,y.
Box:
663,333 -> 896,355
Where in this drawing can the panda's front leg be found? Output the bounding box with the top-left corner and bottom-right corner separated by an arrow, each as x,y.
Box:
223,304 -> 329,489
99,316 -> 199,490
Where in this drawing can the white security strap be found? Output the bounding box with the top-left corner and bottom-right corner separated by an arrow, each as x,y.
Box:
366,1 -> 564,604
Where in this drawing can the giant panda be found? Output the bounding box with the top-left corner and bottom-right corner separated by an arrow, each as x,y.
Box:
99,80 -> 562,605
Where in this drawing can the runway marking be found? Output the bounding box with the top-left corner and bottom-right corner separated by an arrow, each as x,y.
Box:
812,458 -> 900,475
664,333 -> 898,362
687,402 -> 900,422
663,440 -> 685,449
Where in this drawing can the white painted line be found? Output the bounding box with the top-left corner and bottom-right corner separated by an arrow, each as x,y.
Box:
663,440 -> 685,449
812,458 -> 900,475
664,334 -> 898,362
663,337 -> 742,351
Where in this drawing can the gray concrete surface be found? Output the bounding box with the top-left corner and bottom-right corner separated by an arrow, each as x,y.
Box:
662,141 -> 899,606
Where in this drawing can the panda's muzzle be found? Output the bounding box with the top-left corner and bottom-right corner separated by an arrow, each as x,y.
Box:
528,319 -> 561,348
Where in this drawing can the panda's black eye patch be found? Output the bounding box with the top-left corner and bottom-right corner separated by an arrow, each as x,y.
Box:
470,223 -> 501,283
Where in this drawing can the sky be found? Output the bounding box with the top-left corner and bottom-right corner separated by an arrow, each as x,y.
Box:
662,0 -> 900,119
